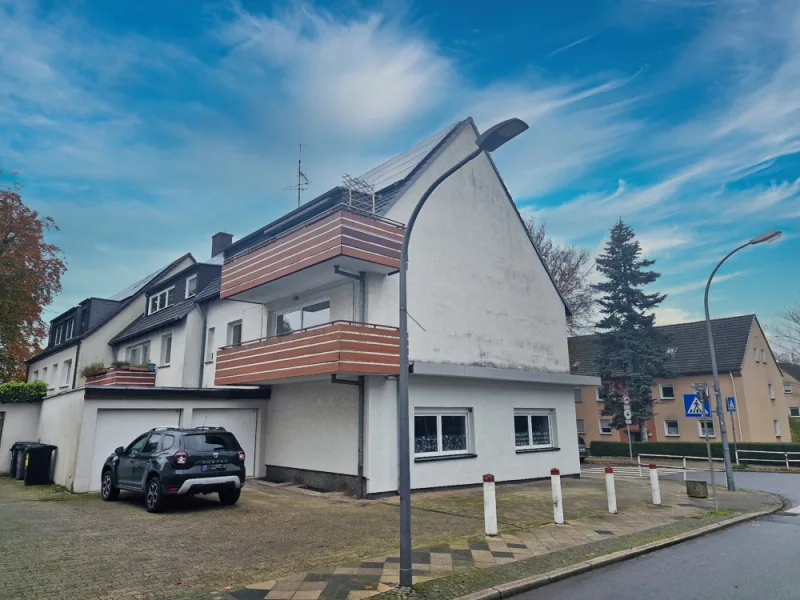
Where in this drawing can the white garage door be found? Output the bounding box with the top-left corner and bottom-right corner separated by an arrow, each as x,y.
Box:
191,409 -> 257,476
89,409 -> 181,491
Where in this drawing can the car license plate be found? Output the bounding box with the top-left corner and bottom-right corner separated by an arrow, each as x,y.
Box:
202,464 -> 223,472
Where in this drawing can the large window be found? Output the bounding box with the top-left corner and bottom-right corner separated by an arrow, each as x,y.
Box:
227,320 -> 243,346
599,419 -> 613,435
514,410 -> 555,450
664,419 -> 680,437
659,384 -> 675,400
127,342 -> 151,365
698,420 -> 715,438
276,300 -> 330,334
160,334 -> 172,366
148,287 -> 175,315
185,274 -> 198,298
414,409 -> 470,457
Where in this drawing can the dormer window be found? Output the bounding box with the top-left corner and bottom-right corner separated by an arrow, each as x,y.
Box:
53,324 -> 63,345
148,286 -> 175,315
185,274 -> 198,298
65,319 -> 74,340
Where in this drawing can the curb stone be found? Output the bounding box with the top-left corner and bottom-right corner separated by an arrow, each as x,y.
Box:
455,497 -> 783,600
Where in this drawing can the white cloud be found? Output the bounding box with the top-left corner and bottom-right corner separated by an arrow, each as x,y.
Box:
637,226 -> 694,255
662,271 -> 745,296
652,306 -> 703,326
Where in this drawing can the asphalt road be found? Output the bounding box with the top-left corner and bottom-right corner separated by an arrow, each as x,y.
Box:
518,470 -> 800,600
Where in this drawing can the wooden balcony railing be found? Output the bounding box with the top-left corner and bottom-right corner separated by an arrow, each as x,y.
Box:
86,366 -> 156,387
221,206 -> 405,299
214,321 -> 400,385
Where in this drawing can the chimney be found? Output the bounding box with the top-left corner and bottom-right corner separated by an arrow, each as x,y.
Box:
211,232 -> 233,257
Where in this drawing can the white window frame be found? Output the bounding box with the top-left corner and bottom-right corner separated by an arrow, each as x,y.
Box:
42,367 -> 48,383
595,388 -> 602,402
274,298 -> 331,334
790,407 -> 800,418
599,418 -> 613,435
160,334 -> 172,366
227,320 -> 243,346
127,341 -> 151,365
61,359 -> 72,388
576,418 -> 585,435
185,274 -> 198,299
53,324 -> 63,346
414,408 -> 472,458
774,419 -> 781,437
754,348 -> 759,363
698,420 -> 716,438
785,383 -> 793,394
514,409 -> 556,450
659,383 -> 676,400
769,383 -> 775,400
65,319 -> 74,340
148,286 -> 175,315
50,364 -> 58,390
761,349 -> 767,364
205,327 -> 216,363
664,419 -> 680,437
573,388 -> 583,403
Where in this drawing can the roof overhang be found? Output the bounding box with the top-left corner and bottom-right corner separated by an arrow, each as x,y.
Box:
411,362 -> 601,386
84,385 -> 270,400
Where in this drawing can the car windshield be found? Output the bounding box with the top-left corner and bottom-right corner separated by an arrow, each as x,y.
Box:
183,432 -> 238,452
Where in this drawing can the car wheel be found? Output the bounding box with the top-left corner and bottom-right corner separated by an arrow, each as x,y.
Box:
145,477 -> 165,513
219,488 -> 241,506
101,470 -> 120,501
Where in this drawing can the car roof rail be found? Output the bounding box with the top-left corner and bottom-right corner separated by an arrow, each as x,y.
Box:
150,426 -> 179,431
189,425 -> 227,431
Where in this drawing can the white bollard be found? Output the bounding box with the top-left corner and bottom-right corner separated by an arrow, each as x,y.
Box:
483,473 -> 498,536
605,467 -> 617,514
649,464 -> 661,505
551,468 -> 564,524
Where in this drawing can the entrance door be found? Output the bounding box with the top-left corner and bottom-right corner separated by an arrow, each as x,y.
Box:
191,409 -> 257,476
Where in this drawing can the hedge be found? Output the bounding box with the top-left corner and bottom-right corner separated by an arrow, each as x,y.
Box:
0,381 -> 48,404
590,440 -> 800,460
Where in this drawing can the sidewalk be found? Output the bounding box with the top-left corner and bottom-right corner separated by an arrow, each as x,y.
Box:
218,477 -> 778,600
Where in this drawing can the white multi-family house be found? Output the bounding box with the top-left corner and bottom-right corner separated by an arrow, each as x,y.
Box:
18,118 -> 598,495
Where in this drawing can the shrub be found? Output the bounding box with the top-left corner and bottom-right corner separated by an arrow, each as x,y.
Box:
0,381 -> 48,403
80,362 -> 106,378
790,418 -> 800,443
110,360 -> 129,368
590,440 -> 800,461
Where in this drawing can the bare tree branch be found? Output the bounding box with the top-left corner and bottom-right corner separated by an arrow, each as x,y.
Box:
775,302 -> 800,364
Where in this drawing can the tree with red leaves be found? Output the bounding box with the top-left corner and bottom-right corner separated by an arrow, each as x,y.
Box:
0,172 -> 66,381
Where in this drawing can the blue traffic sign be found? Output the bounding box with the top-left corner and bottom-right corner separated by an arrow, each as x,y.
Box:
727,397 -> 736,412
684,394 -> 711,418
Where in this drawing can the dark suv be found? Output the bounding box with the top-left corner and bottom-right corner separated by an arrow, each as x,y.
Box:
100,426 -> 246,512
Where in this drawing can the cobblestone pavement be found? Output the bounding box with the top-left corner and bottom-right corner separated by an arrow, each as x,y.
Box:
0,474 -> 764,600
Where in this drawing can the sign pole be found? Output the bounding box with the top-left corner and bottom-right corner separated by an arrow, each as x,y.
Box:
704,425 -> 718,510
622,394 -> 633,460
627,424 -> 633,459
727,397 -> 739,464
686,391 -> 718,509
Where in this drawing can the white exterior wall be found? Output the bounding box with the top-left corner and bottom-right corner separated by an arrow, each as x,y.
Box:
202,298 -> 267,387
37,390 -> 86,489
265,381 -> 358,476
374,125 -> 569,372
71,394 -> 269,492
114,322 -> 187,388
183,309 -> 204,387
366,375 -> 579,495
0,403 -> 42,474
27,344 -> 79,395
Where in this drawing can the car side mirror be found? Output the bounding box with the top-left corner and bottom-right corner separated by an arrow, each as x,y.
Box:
115,446 -> 124,455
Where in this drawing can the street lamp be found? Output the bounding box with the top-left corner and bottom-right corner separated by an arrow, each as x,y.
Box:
705,228 -> 782,492
396,118 -> 529,588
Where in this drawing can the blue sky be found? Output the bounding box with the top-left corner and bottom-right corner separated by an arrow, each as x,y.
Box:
2,0 -> 799,334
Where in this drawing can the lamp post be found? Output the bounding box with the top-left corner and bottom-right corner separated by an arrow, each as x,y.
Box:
704,229 -> 782,492
396,118 -> 528,588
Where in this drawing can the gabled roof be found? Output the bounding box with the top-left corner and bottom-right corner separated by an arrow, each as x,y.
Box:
779,362 -> 800,381
568,314 -> 757,377
193,276 -> 221,303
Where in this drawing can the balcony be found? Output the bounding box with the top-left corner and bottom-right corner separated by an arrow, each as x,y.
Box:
221,206 -> 405,303
86,366 -> 156,387
214,321 -> 400,385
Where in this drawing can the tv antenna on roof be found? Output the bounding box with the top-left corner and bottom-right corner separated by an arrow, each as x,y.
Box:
284,143 -> 310,208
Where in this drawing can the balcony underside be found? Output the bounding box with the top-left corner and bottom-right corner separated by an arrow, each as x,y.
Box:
221,207 -> 405,301
214,321 -> 400,386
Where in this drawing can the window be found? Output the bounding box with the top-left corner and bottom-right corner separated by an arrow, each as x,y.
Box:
754,348 -> 759,363
32,370 -> 38,381
127,342 -> 151,365
61,359 -> 72,387
205,327 -> 215,362
573,388 -> 583,403
160,334 -> 172,366
761,349 -> 767,363
50,364 -> 58,389
595,388 -> 602,402
698,420 -> 715,438
774,420 -> 781,437
664,420 -> 680,437
276,300 -> 331,334
769,383 -> 775,400
414,409 -> 470,457
161,434 -> 176,451
42,367 -> 48,383
599,419 -> 613,435
790,407 -> 800,418
227,320 -> 243,346
660,384 -> 675,400
142,433 -> 163,454
148,286 -> 175,315
184,432 -> 239,451
53,324 -> 63,345
576,419 -> 585,434
64,319 -> 74,340
786,383 -> 793,394
515,410 -> 555,450
185,274 -> 198,298
127,435 -> 149,454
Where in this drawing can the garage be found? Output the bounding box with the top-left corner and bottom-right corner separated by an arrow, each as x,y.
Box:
89,408 -> 181,491
191,408 -> 258,476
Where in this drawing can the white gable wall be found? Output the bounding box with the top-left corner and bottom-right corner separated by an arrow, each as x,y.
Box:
372,124 -> 569,372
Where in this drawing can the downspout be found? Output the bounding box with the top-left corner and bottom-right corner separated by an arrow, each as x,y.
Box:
730,371 -> 743,441
72,341 -> 81,388
357,272 -> 366,499
197,302 -> 208,388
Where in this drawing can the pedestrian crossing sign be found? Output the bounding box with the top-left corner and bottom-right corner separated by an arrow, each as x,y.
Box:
684,394 -> 711,418
727,397 -> 736,412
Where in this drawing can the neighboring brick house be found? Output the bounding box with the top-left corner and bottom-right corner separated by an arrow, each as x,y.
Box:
569,315 -> 790,445
779,362 -> 800,418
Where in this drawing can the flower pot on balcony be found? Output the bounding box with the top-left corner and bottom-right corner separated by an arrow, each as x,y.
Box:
128,365 -> 150,372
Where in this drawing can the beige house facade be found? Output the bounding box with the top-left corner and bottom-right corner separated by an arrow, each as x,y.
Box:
571,315 -> 790,446
779,362 -> 800,418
